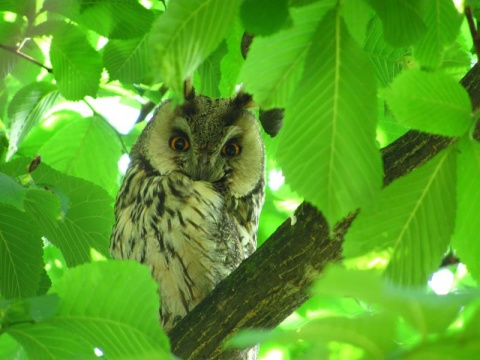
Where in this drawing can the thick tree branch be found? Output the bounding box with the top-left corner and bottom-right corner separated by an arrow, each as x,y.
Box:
169,64 -> 480,359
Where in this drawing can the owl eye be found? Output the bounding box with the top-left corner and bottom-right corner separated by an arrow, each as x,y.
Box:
169,136 -> 190,152
221,142 -> 241,157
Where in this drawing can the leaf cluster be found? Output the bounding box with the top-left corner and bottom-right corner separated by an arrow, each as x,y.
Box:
0,0 -> 479,359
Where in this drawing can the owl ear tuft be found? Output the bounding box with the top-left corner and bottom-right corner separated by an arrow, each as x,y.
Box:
183,78 -> 195,101
232,91 -> 255,110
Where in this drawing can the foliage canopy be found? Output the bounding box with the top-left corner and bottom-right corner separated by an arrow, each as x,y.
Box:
1,0 -> 480,359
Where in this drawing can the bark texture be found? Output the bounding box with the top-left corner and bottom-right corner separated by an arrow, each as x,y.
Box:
169,64 -> 480,359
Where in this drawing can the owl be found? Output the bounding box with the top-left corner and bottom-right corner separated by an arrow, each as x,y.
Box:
110,90 -> 265,334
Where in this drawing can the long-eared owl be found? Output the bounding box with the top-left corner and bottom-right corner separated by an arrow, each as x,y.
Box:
110,90 -> 265,333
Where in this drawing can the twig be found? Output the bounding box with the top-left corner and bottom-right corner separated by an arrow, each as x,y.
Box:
465,6 -> 480,62
0,43 -> 53,73
135,84 -> 169,123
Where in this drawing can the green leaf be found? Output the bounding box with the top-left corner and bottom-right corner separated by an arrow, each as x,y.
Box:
343,148 -> 456,286
43,0 -> 154,39
149,0 -> 242,95
7,323 -> 96,360
226,329 -> 274,349
240,0 -> 290,36
36,268 -> 52,296
367,0 -> 427,46
401,342 -> 480,360
219,19 -> 244,96
364,16 -> 407,87
27,163 -> 114,267
0,334 -> 26,360
298,315 -> 396,358
313,267 -> 478,335
452,137 -> 480,282
384,70 -> 473,136
1,294 -> 60,326
0,172 -> 26,209
0,17 -> 23,80
49,261 -> 170,358
194,40 -> 228,98
6,82 -> 59,158
31,114 -> 123,196
49,25 -> 102,100
341,0 -> 374,46
229,312 -> 395,359
11,40 -> 45,84
104,35 -> 151,84
278,8 -> 382,226
240,1 -> 335,108
0,205 -> 43,299
0,0 -> 36,19
413,0 -> 463,69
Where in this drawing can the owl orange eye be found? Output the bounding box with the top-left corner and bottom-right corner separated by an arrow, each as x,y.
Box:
221,142 -> 241,157
169,136 -> 190,152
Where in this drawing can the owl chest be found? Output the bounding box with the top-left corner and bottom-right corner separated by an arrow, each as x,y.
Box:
114,171 -> 243,308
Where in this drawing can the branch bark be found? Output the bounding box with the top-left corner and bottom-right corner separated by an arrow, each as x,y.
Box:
169,64 -> 480,359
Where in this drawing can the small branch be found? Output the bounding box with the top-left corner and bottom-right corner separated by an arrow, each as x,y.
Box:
0,43 -> 53,73
135,84 -> 169,123
465,6 -> 480,62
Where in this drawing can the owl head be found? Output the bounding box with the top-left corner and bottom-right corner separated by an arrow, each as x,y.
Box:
131,92 -> 265,198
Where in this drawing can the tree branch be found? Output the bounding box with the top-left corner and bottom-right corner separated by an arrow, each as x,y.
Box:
169,64 -> 480,359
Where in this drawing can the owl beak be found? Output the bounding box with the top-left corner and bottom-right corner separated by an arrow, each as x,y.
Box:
191,153 -> 221,182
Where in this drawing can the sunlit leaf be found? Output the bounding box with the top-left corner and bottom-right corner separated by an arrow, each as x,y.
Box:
49,24 -> 102,100
364,16 -> 407,88
0,205 -> 43,299
104,35 -> 151,84
0,334 -> 26,360
401,341 -> 480,359
452,137 -> 480,283
149,0 -> 242,95
0,0 -> 35,19
0,172 -> 26,209
240,1 -> 335,109
312,266 -> 478,334
32,114 -> 123,196
49,261 -> 170,358
1,294 -> 60,325
240,0 -> 290,36
344,148 -> 456,286
28,164 -> 113,267
194,40 -> 227,98
219,20 -> 244,96
8,324 -> 96,360
6,82 -> 59,158
341,0 -> 374,46
228,311 -> 395,359
43,0 -> 153,39
278,7 -> 382,226
2,158 -> 114,267
11,40 -> 45,84
413,0 -> 463,69
384,70 -> 473,136
367,0 -> 427,46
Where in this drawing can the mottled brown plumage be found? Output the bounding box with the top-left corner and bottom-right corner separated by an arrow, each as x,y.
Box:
110,92 -> 265,350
